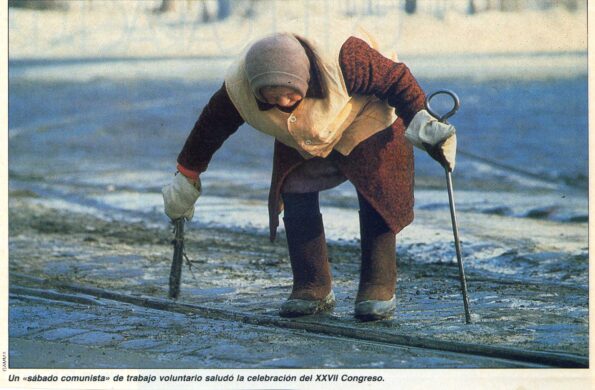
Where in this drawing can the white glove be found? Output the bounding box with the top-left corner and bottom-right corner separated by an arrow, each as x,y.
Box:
405,109 -> 457,171
162,173 -> 201,220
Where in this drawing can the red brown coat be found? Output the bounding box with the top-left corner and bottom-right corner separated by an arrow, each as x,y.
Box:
177,37 -> 426,241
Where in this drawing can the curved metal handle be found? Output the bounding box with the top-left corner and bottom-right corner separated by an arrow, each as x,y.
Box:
425,89 -> 470,323
425,90 -> 460,123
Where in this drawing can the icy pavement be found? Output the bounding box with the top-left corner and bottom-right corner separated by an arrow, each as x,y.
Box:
8,196 -> 588,369
9,287 -> 541,369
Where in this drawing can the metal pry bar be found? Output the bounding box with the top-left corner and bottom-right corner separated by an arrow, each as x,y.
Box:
168,218 -> 185,299
445,166 -> 472,323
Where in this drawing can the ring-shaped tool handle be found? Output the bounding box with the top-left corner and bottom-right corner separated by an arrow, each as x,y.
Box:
425,89 -> 460,123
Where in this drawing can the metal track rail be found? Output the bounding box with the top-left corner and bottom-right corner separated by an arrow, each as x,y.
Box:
10,273 -> 588,368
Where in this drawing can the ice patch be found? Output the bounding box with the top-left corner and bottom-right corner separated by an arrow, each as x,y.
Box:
9,58 -> 233,83
406,52 -> 586,81
9,52 -> 586,83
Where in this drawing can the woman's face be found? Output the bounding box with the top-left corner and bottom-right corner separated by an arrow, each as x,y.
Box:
260,86 -> 303,108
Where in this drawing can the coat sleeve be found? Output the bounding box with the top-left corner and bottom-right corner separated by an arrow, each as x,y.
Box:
339,36 -> 426,127
176,83 -> 245,179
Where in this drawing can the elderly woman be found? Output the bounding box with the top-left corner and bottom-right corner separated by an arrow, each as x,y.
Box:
162,32 -> 456,321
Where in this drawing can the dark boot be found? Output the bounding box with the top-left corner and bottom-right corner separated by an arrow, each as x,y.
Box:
280,212 -> 334,317
355,193 -> 397,321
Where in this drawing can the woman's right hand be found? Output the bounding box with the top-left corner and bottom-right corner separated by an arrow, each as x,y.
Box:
162,173 -> 201,220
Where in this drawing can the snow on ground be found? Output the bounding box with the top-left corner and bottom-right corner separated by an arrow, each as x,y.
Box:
9,1 -> 587,60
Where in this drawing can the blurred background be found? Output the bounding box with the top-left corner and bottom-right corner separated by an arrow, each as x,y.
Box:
9,0 -> 586,58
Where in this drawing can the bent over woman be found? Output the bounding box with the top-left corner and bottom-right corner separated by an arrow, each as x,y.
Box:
162,32 -> 456,321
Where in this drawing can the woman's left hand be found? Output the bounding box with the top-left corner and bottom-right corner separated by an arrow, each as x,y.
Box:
405,109 -> 457,171
423,133 -> 457,172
